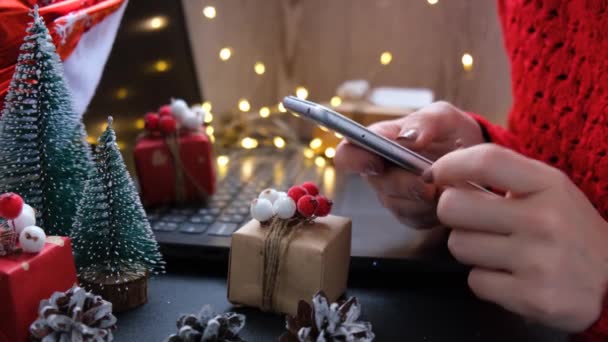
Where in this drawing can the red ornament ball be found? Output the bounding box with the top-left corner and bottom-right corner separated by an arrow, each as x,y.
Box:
158,105 -> 172,117
144,112 -> 160,131
287,186 -> 308,203
300,181 -> 319,196
159,115 -> 177,134
0,193 -> 24,220
297,195 -> 317,217
314,195 -> 332,217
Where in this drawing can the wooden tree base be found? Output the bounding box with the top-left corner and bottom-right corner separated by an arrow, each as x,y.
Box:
79,271 -> 149,312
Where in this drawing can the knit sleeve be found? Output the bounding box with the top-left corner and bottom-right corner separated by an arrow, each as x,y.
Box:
467,112 -> 522,153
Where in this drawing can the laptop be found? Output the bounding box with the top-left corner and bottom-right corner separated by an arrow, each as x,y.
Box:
146,145 -> 465,275
118,0 -> 464,276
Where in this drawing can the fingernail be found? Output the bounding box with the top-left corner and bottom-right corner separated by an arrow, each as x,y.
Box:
454,138 -> 464,149
362,163 -> 382,176
362,168 -> 380,176
398,129 -> 418,141
421,168 -> 434,183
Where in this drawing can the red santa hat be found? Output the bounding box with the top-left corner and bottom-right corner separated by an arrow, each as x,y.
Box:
0,0 -> 127,118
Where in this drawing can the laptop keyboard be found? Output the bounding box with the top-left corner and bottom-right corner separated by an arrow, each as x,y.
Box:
146,148 -> 323,242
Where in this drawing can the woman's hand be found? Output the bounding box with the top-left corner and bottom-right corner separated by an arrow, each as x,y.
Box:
334,101 -> 485,229
425,143 -> 608,332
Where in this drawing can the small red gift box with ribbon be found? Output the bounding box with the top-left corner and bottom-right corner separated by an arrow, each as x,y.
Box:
133,99 -> 216,206
0,236 -> 77,342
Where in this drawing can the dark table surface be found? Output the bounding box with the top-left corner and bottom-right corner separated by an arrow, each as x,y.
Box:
113,259 -> 569,342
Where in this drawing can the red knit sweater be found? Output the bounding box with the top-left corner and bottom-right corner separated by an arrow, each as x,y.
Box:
470,1 -> 608,340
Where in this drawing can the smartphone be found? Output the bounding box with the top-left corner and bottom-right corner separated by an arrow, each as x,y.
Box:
283,96 -> 495,195
282,96 -> 432,175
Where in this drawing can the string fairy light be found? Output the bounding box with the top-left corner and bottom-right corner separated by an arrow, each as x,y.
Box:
154,60 -> 170,72
148,16 -> 167,30
427,0 -> 438,4
273,136 -> 286,149
278,102 -> 287,113
204,112 -> 213,124
462,53 -> 473,71
135,118 -> 145,130
241,137 -> 258,149
203,6 -> 217,19
296,86 -> 309,99
238,99 -> 251,112
259,106 -> 270,118
330,96 -> 342,107
197,8 -> 382,160
219,47 -> 232,61
309,138 -> 322,150
115,87 -> 128,100
217,155 -> 229,167
380,51 -> 393,65
303,148 -> 315,159
314,156 -> 326,167
254,62 -> 266,75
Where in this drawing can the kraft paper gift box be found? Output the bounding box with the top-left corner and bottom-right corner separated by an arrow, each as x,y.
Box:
227,215 -> 352,316
0,237 -> 77,342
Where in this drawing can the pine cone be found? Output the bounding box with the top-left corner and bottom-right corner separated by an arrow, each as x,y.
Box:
280,291 -> 375,342
165,305 -> 246,342
29,285 -> 117,341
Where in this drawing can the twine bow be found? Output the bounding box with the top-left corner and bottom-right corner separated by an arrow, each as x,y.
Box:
138,131 -> 209,203
0,222 -> 19,256
261,217 -> 307,312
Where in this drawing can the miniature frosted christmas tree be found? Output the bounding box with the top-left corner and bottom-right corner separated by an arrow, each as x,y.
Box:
0,6 -> 94,236
72,117 -> 165,311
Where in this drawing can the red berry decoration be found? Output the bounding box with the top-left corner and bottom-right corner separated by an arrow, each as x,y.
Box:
159,115 -> 177,134
158,105 -> 172,117
0,193 -> 24,220
297,195 -> 317,218
144,112 -> 160,131
314,195 -> 332,217
287,186 -> 308,203
300,181 -> 319,196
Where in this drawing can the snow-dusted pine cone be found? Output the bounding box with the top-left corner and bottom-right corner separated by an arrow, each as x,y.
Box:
280,291 -> 375,342
165,305 -> 246,342
29,285 -> 117,341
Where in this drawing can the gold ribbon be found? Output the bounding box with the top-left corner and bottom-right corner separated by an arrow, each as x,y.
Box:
261,217 -> 301,312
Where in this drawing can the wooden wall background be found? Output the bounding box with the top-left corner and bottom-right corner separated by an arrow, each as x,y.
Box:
181,0 -> 513,128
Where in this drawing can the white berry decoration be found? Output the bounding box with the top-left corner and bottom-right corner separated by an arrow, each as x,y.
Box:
191,105 -> 207,121
250,198 -> 274,222
19,226 -> 46,253
181,109 -> 203,130
170,98 -> 189,120
276,191 -> 288,199
273,196 -> 296,219
10,203 -> 36,234
259,188 -> 279,204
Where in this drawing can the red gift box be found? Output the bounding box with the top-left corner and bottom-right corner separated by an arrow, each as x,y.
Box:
134,131 -> 216,207
0,236 -> 77,342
